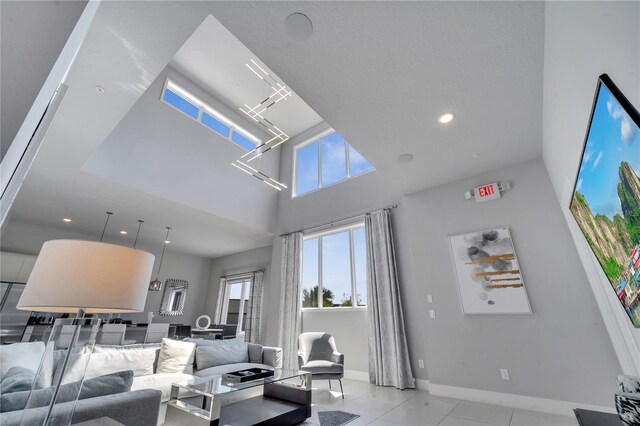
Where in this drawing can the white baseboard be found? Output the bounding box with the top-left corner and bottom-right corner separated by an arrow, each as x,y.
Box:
415,378 -> 430,390
344,369 -> 369,381
428,383 -> 616,417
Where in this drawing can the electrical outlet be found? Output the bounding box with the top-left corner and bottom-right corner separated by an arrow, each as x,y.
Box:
427,295 -> 433,303
418,359 -> 425,369
500,369 -> 510,380
429,309 -> 436,319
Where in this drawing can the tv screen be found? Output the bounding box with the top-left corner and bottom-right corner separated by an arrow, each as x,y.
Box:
570,74 -> 640,327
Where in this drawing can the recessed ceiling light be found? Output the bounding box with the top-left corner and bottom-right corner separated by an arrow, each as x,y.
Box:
62,218 -> 72,223
397,154 -> 414,163
437,112 -> 455,124
120,230 -> 128,235
95,85 -> 105,94
285,13 -> 313,41
164,240 -> 171,244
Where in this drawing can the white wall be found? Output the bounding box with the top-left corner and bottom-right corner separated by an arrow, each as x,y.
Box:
400,158 -> 621,407
542,1 -> 640,373
83,65 -> 279,235
0,220 -> 212,326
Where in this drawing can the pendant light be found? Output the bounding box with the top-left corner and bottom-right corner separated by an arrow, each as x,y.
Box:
149,227 -> 171,291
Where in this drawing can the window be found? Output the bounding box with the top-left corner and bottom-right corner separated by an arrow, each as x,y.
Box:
293,131 -> 374,197
221,277 -> 251,332
161,79 -> 260,151
302,223 -> 367,309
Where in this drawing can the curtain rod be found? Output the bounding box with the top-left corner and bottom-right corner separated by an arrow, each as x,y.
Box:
220,269 -> 264,280
280,204 -> 398,238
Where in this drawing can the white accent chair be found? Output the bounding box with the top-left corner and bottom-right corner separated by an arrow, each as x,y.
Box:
298,332 -> 345,398
99,324 -> 136,345
144,323 -> 170,343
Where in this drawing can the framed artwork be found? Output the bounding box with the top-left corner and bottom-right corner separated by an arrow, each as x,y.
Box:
449,227 -> 532,314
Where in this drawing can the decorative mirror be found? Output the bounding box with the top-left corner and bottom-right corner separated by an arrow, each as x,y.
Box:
195,315 -> 211,330
159,279 -> 189,316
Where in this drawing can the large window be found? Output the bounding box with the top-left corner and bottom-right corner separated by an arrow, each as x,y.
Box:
161,79 -> 260,151
302,223 -> 367,309
293,131 -> 374,197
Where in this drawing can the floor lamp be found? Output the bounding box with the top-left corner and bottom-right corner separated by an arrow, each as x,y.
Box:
16,239 -> 154,425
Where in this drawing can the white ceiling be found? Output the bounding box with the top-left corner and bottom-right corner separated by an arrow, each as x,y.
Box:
2,1 -> 545,258
171,15 -> 323,139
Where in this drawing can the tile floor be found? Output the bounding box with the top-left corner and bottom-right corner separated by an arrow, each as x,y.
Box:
301,379 -> 579,426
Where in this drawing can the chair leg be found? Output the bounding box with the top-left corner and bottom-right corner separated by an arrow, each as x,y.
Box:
328,380 -> 331,389
339,379 -> 344,399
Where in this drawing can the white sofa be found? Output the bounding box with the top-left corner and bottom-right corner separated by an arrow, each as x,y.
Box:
75,338 -> 282,424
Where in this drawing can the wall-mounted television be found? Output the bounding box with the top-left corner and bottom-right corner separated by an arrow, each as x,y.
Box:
570,74 -> 640,327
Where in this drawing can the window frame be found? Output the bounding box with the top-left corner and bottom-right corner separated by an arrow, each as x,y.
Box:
161,78 -> 261,151
301,222 -> 368,312
220,275 -> 252,335
292,130 -> 375,198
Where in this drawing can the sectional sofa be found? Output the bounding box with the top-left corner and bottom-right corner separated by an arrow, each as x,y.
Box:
0,338 -> 282,425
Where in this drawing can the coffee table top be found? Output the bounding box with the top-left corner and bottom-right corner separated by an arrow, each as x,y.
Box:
172,369 -> 309,397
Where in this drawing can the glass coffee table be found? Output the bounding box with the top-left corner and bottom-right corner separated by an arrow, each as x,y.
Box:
164,369 -> 312,426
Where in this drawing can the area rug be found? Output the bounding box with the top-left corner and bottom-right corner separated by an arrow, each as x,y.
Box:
317,410 -> 360,426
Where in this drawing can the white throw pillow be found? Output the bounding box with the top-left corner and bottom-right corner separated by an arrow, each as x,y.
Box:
0,341 -> 52,388
195,339 -> 248,370
60,347 -> 157,383
156,338 -> 195,374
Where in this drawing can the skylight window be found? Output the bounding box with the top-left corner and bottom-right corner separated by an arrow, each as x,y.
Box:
293,131 -> 374,197
161,79 -> 260,150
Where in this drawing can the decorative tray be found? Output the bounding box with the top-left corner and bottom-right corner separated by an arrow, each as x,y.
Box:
223,368 -> 275,383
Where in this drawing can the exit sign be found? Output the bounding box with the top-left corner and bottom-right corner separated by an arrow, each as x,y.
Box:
475,183 -> 501,203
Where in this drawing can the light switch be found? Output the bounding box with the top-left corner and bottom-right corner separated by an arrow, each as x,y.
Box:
427,295 -> 433,303
429,309 -> 436,319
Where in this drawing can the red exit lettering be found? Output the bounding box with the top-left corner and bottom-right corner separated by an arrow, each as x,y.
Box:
478,185 -> 494,197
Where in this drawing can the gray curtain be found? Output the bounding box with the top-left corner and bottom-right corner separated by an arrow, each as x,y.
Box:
277,232 -> 303,370
213,277 -> 226,324
365,209 -> 416,389
244,271 -> 264,343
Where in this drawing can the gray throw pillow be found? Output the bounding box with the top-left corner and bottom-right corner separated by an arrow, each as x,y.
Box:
0,367 -> 36,394
0,370 -> 133,413
195,340 -> 249,370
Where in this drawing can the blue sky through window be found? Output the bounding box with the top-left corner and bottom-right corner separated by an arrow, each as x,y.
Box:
322,232 -> 352,306
297,142 -> 319,195
162,88 -> 199,119
202,112 -> 230,138
349,144 -> 374,177
321,133 -> 348,186
575,84 -> 640,218
295,131 -> 374,197
231,131 -> 257,151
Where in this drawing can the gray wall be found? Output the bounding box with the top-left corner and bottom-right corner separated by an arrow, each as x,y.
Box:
1,0 -> 87,160
0,220 -> 212,327
542,1 -> 640,358
301,310 -> 369,373
204,245 -> 273,342
401,158 -> 621,405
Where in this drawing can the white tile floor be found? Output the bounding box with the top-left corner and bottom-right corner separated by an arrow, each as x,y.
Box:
301,379 -> 579,426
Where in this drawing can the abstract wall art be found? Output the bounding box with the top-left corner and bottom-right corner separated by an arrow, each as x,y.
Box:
449,227 -> 532,314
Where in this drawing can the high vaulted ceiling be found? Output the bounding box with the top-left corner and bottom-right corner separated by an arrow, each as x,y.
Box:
2,1 -> 544,258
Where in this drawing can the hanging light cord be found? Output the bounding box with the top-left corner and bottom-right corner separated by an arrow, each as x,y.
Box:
99,212 -> 113,242
133,220 -> 144,249
155,227 -> 171,279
